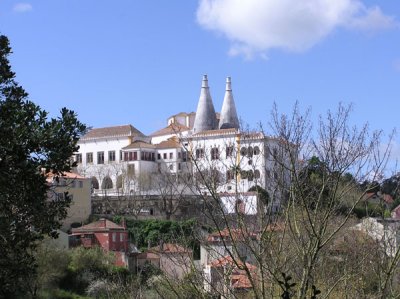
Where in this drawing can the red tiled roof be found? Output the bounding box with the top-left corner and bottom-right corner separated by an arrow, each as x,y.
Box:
80,125 -> 144,140
149,243 -> 191,254
155,138 -> 181,149
150,123 -> 190,137
209,255 -> 256,271
383,194 -> 394,204
122,141 -> 155,150
71,218 -> 125,233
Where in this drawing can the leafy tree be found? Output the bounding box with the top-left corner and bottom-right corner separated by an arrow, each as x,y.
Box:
0,34 -> 86,296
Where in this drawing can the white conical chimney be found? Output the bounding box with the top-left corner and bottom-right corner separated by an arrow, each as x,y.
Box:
219,77 -> 239,130
193,75 -> 218,133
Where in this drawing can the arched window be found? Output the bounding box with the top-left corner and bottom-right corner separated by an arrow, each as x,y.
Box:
240,147 -> 247,156
247,146 -> 253,158
248,170 -> 254,181
91,177 -> 99,190
102,176 -> 113,189
254,169 -> 261,179
253,146 -> 260,155
241,170 -> 248,180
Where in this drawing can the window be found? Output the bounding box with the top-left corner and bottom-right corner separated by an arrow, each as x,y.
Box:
108,151 -> 116,162
254,169 -> 261,179
240,147 -> 247,156
86,152 -> 93,164
178,152 -> 181,159
241,170 -> 248,179
226,170 -> 235,181
120,150 -> 122,161
133,152 -> 137,160
169,164 -> 174,170
247,146 -> 253,158
112,233 -> 116,242
273,148 -> 278,158
248,170 -> 254,181
253,146 -> 260,155
211,147 -> 219,160
178,163 -> 181,170
120,233 -> 124,242
158,153 -> 161,160
169,152 -> 173,159
163,153 -> 167,159
195,148 -> 204,159
226,146 -> 234,157
75,154 -> 82,164
97,152 -> 104,164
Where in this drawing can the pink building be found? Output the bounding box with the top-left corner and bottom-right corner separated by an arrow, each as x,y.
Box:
70,218 -> 130,267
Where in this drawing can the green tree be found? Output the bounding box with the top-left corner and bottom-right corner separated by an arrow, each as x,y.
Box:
0,34 -> 86,297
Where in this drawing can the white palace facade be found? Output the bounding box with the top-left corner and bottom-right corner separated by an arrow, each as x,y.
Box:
75,75 -> 289,211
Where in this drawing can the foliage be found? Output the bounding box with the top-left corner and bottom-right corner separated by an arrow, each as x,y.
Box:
248,185 -> 270,205
0,34 -> 86,297
124,218 -> 198,250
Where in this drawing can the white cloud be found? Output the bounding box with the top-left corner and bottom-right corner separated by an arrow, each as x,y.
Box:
196,0 -> 398,58
13,3 -> 32,13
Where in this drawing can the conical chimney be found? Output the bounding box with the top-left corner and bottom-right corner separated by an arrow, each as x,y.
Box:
219,77 -> 239,130
193,75 -> 217,133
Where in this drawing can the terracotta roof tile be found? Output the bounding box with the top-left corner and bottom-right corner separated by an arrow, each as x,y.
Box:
81,125 -> 144,140
207,228 -> 258,242
71,218 -> 125,233
150,123 -> 190,137
155,138 -> 181,149
122,141 -> 156,150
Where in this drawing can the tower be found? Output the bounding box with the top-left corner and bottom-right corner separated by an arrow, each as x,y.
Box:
193,75 -> 218,133
219,77 -> 239,130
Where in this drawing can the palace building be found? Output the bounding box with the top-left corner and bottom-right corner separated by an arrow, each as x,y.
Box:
75,75 -> 289,212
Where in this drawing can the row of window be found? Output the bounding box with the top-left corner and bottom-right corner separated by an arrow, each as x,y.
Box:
77,150 -> 187,164
195,146 -> 262,160
226,169 -> 261,181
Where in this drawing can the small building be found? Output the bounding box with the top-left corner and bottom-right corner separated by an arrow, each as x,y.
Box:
136,243 -> 193,279
47,172 -> 91,231
69,218 -> 132,268
203,255 -> 257,297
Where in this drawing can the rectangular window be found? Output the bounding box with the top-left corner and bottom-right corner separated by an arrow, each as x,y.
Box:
226,146 -> 234,157
112,233 -> 116,242
124,152 -> 128,161
169,152 -> 173,159
211,148 -> 219,160
178,152 -> 181,159
97,152 -> 104,164
151,153 -> 155,161
120,150 -> 122,161
86,152 -> 93,164
163,153 -> 167,159
108,151 -> 116,162
129,152 -> 133,161
133,152 -> 137,160
178,163 -> 181,170
120,233 -> 124,242
75,154 -> 82,164
158,153 -> 161,160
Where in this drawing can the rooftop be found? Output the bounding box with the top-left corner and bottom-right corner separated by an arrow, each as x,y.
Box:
80,124 -> 144,141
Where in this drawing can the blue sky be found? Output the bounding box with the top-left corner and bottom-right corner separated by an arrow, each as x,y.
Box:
0,0 -> 399,144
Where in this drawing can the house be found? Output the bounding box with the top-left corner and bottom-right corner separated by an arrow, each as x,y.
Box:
203,255 -> 257,297
47,172 -> 91,231
200,228 -> 258,269
69,218 -> 132,268
136,243 -> 193,279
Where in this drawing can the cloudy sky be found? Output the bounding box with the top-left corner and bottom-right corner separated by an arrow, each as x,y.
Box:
0,0 -> 399,145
